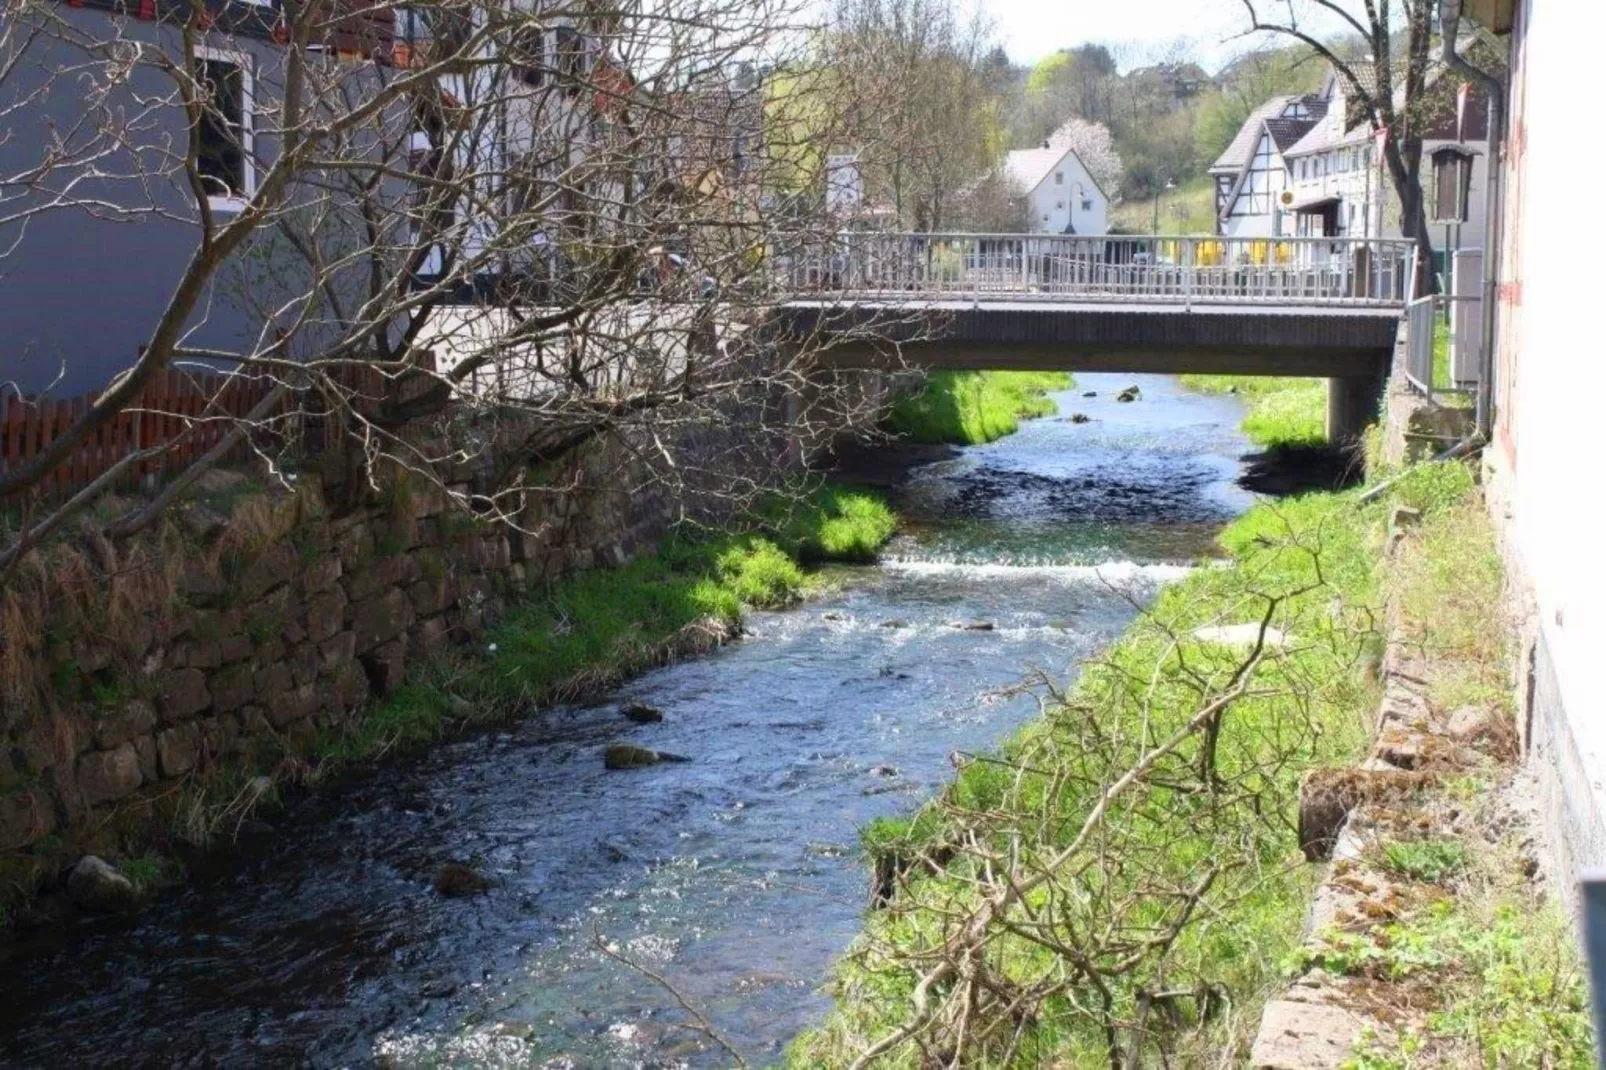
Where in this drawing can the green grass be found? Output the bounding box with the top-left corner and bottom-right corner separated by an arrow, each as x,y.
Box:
1379,839 -> 1469,884
787,463 -> 1487,1067
1181,374 -> 1328,448
883,371 -> 1073,446
317,482 -> 897,766
1110,176 -> 1218,235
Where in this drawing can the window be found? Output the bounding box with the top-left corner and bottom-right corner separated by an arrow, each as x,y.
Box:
555,25 -> 591,93
1055,170 -> 1064,185
511,24 -> 544,86
195,51 -> 253,212
1081,197 -> 1093,211
1055,199 -> 1064,209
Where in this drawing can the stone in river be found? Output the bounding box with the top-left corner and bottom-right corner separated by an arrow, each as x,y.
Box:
65,856 -> 138,913
434,861 -> 491,897
619,702 -> 663,723
603,744 -> 690,770
950,620 -> 995,631
1116,385 -> 1141,402
1082,391 -> 1097,397
1068,413 -> 1091,424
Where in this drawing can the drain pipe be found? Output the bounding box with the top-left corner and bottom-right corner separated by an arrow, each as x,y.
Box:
1440,0 -> 1506,438
1356,433 -> 1484,506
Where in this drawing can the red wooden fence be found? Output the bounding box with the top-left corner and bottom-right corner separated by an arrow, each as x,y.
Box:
2,354 -> 441,504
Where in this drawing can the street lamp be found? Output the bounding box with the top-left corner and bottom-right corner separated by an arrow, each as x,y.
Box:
1152,177 -> 1176,235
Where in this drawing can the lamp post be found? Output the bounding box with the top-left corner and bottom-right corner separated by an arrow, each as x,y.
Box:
1152,177 -> 1176,235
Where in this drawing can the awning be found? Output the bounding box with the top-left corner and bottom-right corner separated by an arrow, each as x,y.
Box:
1289,194 -> 1341,213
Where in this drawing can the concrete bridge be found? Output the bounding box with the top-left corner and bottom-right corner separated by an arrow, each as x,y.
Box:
777,234 -> 1416,442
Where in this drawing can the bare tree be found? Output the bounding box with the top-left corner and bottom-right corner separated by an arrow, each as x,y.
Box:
0,0 -> 882,578
1237,0 -> 1474,289
822,0 -> 1002,231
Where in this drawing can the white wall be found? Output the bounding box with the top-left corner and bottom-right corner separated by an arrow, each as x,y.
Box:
1501,0 -> 1606,869
1026,151 -> 1107,235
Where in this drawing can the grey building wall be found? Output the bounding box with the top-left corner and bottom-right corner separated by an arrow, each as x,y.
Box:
0,6 -> 288,396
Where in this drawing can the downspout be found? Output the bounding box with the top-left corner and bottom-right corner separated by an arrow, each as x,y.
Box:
1440,0 -> 1505,438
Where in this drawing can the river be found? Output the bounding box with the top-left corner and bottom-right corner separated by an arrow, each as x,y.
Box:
0,373 -> 1252,1068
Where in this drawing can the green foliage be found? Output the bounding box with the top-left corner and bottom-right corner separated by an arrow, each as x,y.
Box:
317,484 -> 896,766
787,472 -> 1491,1065
1181,374 -> 1328,448
1109,176 -> 1217,234
1380,839 -> 1468,884
119,853 -> 182,897
884,371 -> 1072,445
1320,900 -> 1596,1070
767,484 -> 898,564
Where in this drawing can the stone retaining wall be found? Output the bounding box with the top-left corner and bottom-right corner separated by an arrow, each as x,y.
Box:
0,432 -> 737,859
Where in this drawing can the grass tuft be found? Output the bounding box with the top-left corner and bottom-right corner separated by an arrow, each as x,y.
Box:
1181,374 -> 1328,448
884,371 -> 1073,445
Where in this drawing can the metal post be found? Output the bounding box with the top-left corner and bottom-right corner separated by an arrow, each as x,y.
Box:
1579,871 -> 1606,1068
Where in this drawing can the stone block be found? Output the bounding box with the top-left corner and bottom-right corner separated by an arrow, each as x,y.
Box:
411,615 -> 451,658
132,734 -> 159,784
94,699 -> 157,750
267,684 -> 319,727
351,588 -> 413,655
1250,1000 -> 1374,1069
289,643 -> 322,688
345,553 -> 410,604
321,630 -> 357,668
336,523 -> 373,572
77,743 -> 143,807
306,587 -> 349,644
207,663 -> 254,714
254,662 -> 294,701
219,632 -> 254,664
331,663 -> 371,710
301,553 -> 342,595
156,723 -> 200,778
241,543 -> 297,602
408,576 -> 454,617
156,667 -> 211,722
181,638 -> 223,671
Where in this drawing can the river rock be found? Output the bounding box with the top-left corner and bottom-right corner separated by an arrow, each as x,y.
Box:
603,744 -> 690,770
1116,385 -> 1141,402
434,861 -> 491,897
1082,391 -> 1097,397
66,855 -> 138,913
1068,413 -> 1091,424
869,764 -> 899,777
950,619 -> 995,631
619,702 -> 663,724
879,619 -> 909,629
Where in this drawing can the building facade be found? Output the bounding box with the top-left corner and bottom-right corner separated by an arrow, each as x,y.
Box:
1003,144 -> 1109,236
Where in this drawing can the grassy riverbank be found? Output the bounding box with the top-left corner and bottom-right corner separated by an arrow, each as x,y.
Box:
884,371 -> 1072,445
321,483 -> 897,765
0,483 -> 897,926
786,464 -> 1485,1066
1180,374 -> 1327,448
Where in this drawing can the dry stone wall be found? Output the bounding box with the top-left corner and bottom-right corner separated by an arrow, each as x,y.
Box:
0,441 -> 683,858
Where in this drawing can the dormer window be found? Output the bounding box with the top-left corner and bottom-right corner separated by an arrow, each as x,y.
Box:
1055,170 -> 1064,185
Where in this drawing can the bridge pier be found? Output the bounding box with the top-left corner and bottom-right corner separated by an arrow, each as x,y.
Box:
1326,369 -> 1388,445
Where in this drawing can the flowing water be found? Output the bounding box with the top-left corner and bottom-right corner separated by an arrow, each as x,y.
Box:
0,374 -> 1252,1069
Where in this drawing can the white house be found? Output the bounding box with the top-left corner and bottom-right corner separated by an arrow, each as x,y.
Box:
1208,93 -> 1328,239
1211,68 -> 1492,261
1004,142 -> 1109,235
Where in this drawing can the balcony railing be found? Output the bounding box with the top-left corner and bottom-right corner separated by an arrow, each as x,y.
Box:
784,233 -> 1417,308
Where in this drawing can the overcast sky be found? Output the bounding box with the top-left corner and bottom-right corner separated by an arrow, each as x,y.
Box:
986,0 -> 1284,71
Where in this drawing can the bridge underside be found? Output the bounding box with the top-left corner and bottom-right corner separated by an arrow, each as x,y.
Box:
779,301 -> 1400,441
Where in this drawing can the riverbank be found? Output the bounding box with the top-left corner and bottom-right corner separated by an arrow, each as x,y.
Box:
884,371 -> 1073,445
0,481 -> 897,930
786,458 -> 1509,1066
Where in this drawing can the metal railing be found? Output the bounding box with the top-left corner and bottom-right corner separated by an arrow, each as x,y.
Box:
1404,292 -> 1481,402
784,233 -> 1417,308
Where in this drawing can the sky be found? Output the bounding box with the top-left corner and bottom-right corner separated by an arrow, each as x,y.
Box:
987,0 -> 1271,72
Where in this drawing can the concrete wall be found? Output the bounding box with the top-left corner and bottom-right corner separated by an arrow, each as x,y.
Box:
1480,0 -> 1606,893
